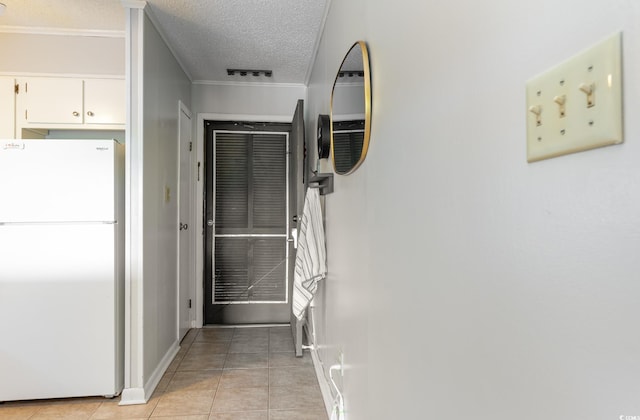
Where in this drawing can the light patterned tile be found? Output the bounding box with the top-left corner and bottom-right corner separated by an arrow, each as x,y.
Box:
229,337 -> 268,354
268,351 -> 312,368
166,356 -> 183,373
224,353 -> 268,370
166,370 -> 223,392
268,327 -> 291,338
154,371 -> 176,396
0,404 -> 41,420
186,342 -> 230,356
152,390 -> 214,417
196,329 -> 234,343
268,336 -> 294,353
269,385 -> 324,411
211,387 -> 268,413
269,409 -> 328,420
180,329 -> 199,346
232,328 -> 269,339
175,346 -> 189,360
31,400 -> 102,419
219,369 -> 268,389
178,352 -> 226,371
91,397 -> 159,419
208,411 -> 267,420
269,366 -> 319,387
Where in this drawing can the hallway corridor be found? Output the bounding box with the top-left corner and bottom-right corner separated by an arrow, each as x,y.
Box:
0,327 -> 327,419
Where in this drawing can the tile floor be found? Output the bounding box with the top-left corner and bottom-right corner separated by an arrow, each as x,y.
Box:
0,327 -> 328,419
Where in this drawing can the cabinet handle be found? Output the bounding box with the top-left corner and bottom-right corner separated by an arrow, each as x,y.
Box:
87,111 -> 94,117
72,111 -> 80,117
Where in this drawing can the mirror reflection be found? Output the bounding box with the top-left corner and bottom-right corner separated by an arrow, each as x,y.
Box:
331,41 -> 371,175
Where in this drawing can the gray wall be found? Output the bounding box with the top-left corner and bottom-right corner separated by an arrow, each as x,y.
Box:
192,82 -> 305,118
141,13 -> 191,383
307,0 -> 640,419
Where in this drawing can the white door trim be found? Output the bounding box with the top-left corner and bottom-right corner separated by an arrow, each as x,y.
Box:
177,100 -> 193,340
194,113 -> 293,327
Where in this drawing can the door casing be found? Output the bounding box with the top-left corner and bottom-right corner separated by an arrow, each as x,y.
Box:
177,101 -> 194,340
195,114 -> 298,327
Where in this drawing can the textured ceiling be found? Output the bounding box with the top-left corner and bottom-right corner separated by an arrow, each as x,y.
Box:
0,0 -> 329,84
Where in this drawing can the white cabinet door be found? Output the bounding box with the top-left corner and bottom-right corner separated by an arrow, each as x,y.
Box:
84,79 -> 125,125
21,77 -> 84,125
0,77 -> 15,138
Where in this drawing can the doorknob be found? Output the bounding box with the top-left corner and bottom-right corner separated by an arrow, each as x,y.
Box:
207,220 -> 214,227
179,223 -> 188,231
292,215 -> 300,223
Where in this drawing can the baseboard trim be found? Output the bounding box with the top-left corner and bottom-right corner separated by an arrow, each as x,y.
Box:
305,324 -> 335,419
311,347 -> 335,418
118,387 -> 146,405
119,339 -> 180,406
144,340 -> 180,398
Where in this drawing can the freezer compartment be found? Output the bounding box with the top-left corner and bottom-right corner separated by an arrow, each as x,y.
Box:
0,224 -> 123,401
0,139 -> 122,223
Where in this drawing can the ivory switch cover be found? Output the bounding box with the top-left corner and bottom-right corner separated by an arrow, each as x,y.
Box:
526,32 -> 623,162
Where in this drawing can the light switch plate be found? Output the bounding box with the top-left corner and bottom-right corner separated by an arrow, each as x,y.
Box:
526,32 -> 623,162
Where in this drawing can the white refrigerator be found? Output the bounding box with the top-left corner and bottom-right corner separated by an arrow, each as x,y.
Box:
0,139 -> 125,402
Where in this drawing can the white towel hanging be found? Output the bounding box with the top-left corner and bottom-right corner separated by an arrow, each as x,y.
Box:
292,187 -> 327,320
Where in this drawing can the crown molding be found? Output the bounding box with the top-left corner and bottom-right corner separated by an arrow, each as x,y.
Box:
121,0 -> 146,9
0,26 -> 124,38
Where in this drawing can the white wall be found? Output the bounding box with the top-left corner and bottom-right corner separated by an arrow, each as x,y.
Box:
0,32 -> 124,75
307,1 -> 640,419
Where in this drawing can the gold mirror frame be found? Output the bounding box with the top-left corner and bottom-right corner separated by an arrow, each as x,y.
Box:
330,41 -> 371,175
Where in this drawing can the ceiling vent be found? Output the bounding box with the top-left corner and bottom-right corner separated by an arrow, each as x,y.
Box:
227,69 -> 273,77
338,71 -> 364,78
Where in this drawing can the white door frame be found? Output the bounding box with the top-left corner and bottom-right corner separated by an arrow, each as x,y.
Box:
177,100 -> 194,339
194,113 -> 293,327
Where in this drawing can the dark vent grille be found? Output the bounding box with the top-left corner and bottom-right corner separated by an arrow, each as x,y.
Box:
213,131 -> 288,303
214,237 -> 286,302
333,130 -> 364,173
253,134 -> 286,229
215,133 -> 249,229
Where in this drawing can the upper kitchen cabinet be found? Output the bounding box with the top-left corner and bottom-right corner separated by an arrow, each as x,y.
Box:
19,78 -> 83,125
83,79 -> 126,125
0,77 -> 15,138
16,77 -> 125,130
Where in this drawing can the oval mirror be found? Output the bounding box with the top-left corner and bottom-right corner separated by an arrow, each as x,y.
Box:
330,41 -> 371,175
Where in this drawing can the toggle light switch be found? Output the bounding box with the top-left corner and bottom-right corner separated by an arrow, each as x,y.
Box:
578,83 -> 595,107
553,95 -> 566,118
529,105 -> 542,126
525,32 -> 623,162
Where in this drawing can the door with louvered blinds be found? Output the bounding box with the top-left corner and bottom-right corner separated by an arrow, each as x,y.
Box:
205,125 -> 293,324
